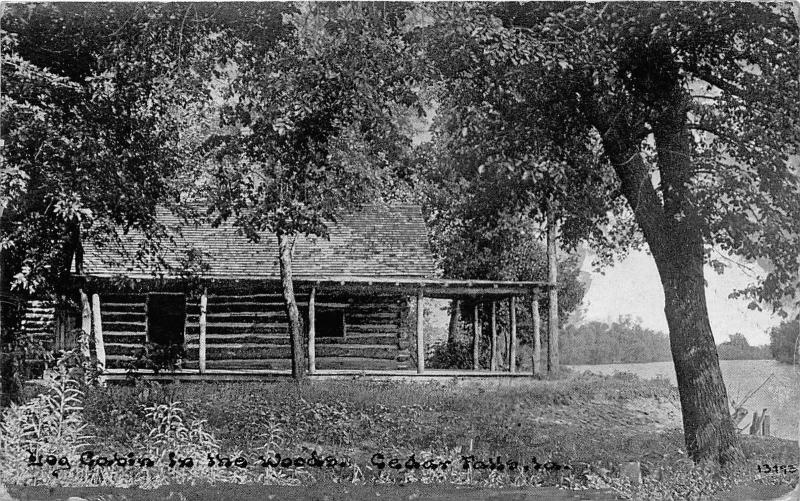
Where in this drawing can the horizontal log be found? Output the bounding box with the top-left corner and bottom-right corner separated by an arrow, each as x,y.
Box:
105,344 -> 146,356
186,324 -> 287,335
22,313 -> 55,324
184,311 -> 402,325
346,312 -> 400,321
22,320 -> 54,327
102,303 -> 146,312
187,346 -> 291,360
204,303 -> 286,313
100,294 -> 146,303
186,342 -> 281,351
103,312 -> 146,323
184,358 -> 291,370
208,294 -> 284,302
183,357 -> 405,371
187,312 -> 286,323
318,345 -> 400,359
104,333 -> 147,344
186,344 -> 399,361
315,357 -> 401,370
186,334 -> 289,344
25,309 -> 54,315
317,335 -> 399,346
345,321 -> 400,330
183,334 -> 399,348
103,322 -> 146,331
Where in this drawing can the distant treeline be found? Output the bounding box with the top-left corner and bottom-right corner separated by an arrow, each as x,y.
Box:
716,333 -> 771,360
562,317 -> 775,365
769,318 -> 799,364
561,317 -> 672,365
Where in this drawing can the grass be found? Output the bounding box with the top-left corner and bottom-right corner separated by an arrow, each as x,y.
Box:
8,369 -> 799,500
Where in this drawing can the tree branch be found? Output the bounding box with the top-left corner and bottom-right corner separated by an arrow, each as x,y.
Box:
691,70 -> 747,100
688,123 -> 741,146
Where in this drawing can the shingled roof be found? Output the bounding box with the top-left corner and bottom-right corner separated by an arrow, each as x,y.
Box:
82,204 -> 437,281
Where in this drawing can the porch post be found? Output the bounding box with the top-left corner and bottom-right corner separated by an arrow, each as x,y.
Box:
472,303 -> 480,370
308,286 -> 316,374
79,290 -> 91,359
199,289 -> 207,374
547,209 -> 560,374
91,293 -> 106,381
490,302 -> 498,371
508,296 -> 517,373
416,288 -> 424,374
531,298 -> 541,376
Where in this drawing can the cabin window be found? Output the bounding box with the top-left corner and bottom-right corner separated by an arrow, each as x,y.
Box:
147,293 -> 186,345
316,309 -> 345,338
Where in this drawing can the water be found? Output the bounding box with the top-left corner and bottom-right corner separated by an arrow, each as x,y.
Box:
569,359 -> 799,441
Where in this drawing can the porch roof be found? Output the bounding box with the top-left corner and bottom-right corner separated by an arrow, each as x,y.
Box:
79,275 -> 550,300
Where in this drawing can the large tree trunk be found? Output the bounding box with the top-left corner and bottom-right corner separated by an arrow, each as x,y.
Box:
546,206 -> 559,375
277,232 -> 305,379
594,92 -> 743,465
447,299 -> 460,345
653,240 -> 742,464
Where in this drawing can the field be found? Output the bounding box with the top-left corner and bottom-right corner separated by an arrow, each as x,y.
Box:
2,370 -> 798,500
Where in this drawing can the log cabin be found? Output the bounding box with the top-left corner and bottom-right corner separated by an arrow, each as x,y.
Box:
21,204 -> 552,378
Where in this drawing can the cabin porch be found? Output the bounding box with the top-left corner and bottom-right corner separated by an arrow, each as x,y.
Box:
71,276 -> 556,380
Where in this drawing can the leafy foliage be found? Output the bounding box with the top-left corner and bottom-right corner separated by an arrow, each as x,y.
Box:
1,4 -> 223,295
414,1 -> 799,465
127,342 -> 186,376
206,3 -> 417,241
769,318 -> 799,364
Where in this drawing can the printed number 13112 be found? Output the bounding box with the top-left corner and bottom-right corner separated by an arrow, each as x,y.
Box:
758,464 -> 797,474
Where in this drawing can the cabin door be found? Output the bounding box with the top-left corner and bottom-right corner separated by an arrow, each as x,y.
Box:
147,293 -> 186,346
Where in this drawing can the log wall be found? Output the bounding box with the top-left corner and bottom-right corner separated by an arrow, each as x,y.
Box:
21,300 -> 56,351
98,292 -> 410,371
100,293 -> 148,369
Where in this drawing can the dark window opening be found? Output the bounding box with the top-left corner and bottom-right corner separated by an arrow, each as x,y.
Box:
316,309 -> 345,338
147,293 -> 186,345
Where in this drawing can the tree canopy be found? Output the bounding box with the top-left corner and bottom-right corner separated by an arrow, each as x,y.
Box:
415,1 -> 799,466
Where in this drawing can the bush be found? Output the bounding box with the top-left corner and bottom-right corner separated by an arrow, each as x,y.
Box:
427,339 -> 472,369
769,318 -> 799,364
127,342 -> 186,375
0,351 -> 290,488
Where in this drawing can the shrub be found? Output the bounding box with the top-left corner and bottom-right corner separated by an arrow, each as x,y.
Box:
427,339 -> 472,369
0,353 -> 291,488
769,318 -> 799,364
0,358 -> 91,485
128,342 -> 186,375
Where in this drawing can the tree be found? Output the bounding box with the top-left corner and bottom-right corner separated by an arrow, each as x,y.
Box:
414,142 -> 586,351
418,2 -> 799,466
206,3 -> 418,379
716,333 -> 770,361
1,3 -> 223,405
769,318 -> 800,364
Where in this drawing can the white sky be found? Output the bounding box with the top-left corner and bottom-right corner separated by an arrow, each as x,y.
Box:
580,249 -> 789,346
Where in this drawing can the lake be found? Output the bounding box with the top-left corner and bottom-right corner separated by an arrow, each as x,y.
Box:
569,359 -> 799,441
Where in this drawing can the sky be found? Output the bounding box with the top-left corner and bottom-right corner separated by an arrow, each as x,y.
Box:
579,249 -> 791,346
